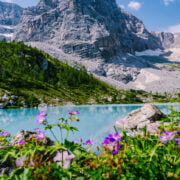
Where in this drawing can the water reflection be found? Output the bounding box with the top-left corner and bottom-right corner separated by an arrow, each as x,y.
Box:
0,104 -> 179,143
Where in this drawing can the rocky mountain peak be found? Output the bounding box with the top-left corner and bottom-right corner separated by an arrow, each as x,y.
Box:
0,1 -> 23,26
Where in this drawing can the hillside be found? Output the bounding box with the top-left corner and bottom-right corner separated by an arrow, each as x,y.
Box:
0,40 -> 179,108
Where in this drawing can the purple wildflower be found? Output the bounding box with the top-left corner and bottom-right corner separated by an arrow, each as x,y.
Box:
35,131 -> 46,140
16,140 -> 26,144
68,111 -> 80,115
85,140 -> 95,145
175,138 -> 180,145
36,115 -> 46,124
0,131 -> 9,136
103,133 -> 122,155
112,150 -> 119,155
34,128 -> 40,131
37,110 -> 47,116
16,156 -> 27,168
176,131 -> 180,135
160,131 -> 175,143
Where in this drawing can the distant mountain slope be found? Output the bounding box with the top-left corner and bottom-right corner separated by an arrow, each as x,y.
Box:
0,1 -> 23,40
1,40 -> 178,108
12,0 -> 164,84
0,0 -> 175,94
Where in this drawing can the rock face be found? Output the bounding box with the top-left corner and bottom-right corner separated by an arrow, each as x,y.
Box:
10,0 -> 180,93
0,1 -> 23,40
152,31 -> 180,48
14,0 -> 161,55
13,0 -> 163,83
115,104 -> 166,130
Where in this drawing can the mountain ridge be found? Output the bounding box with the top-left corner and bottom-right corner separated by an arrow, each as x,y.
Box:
1,0 -> 180,94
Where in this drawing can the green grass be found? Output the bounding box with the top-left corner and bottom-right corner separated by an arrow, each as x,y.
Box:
0,40 -> 179,108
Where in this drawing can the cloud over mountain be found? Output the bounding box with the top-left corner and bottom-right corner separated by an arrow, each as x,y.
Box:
128,1 -> 142,10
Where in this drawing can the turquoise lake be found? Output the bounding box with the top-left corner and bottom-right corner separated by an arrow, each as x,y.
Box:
0,103 -> 180,145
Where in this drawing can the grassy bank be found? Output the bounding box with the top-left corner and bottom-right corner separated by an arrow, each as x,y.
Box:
0,40 -> 179,108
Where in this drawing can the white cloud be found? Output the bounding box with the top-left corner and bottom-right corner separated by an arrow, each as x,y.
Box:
167,24 -> 180,33
119,4 -> 125,9
128,1 -> 142,10
163,0 -> 176,6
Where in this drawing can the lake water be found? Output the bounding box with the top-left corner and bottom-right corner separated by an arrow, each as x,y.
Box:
0,103 -> 179,145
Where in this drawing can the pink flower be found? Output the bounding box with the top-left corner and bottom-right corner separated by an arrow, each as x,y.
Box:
16,140 -> 26,144
35,131 -> 46,140
85,140 -> 95,145
34,128 -> 40,131
16,156 -> 27,168
175,138 -> 180,145
68,111 -> 80,115
0,131 -> 9,136
37,110 -> 47,116
36,115 -> 46,124
160,131 -> 175,143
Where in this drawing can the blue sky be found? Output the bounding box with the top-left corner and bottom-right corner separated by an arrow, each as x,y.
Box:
1,0 -> 180,32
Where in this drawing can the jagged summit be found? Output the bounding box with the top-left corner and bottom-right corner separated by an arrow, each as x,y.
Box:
14,0 -> 161,57
11,0 -> 180,93
0,1 -> 23,26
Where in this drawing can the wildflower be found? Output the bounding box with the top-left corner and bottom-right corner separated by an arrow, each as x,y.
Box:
37,110 -> 47,116
112,150 -> 119,155
16,140 -> 26,144
35,131 -> 46,140
16,156 -> 27,168
0,131 -> 9,136
103,133 -> 122,154
34,128 -> 40,131
36,115 -> 46,124
147,122 -> 161,134
69,111 -> 80,115
175,138 -> 180,145
85,140 -> 95,145
160,131 -> 175,143
103,133 -> 122,145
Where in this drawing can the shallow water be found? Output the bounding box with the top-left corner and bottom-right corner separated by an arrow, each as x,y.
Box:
0,103 -> 179,144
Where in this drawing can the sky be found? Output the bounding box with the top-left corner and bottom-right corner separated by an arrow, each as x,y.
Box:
1,0 -> 180,32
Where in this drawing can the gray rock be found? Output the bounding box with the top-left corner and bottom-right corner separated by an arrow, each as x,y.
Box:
0,102 -> 8,109
115,104 -> 166,130
0,1 -> 23,41
0,1 -> 23,26
10,130 -> 53,146
1,94 -> 9,101
13,0 -> 162,82
9,100 -> 16,105
38,103 -> 48,108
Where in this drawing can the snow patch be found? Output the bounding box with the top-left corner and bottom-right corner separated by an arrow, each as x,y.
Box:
0,33 -> 13,38
135,49 -> 164,56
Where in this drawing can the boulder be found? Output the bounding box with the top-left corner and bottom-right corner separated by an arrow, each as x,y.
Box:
10,130 -> 53,146
115,103 -> 166,130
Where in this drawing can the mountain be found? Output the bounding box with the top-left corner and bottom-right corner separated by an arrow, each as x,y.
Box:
11,0 -> 180,94
0,1 -> 23,40
1,40 -> 179,108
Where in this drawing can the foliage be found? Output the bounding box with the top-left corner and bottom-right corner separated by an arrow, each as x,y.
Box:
0,40 -> 179,108
0,109 -> 180,179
